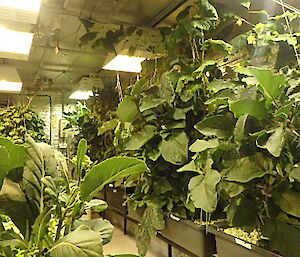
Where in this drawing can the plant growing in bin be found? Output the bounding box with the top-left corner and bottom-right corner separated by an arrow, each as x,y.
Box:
0,136 -> 149,257
185,65 -> 300,257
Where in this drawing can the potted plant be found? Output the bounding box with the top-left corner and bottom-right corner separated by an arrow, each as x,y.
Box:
0,136 -> 149,256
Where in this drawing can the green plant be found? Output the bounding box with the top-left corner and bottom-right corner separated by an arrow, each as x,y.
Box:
0,136 -> 149,257
116,1 -> 300,256
0,105 -> 46,144
64,87 -> 119,162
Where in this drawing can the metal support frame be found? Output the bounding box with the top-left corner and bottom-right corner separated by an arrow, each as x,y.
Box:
149,0 -> 189,27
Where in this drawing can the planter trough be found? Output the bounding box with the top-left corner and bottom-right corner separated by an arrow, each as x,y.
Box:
207,226 -> 280,257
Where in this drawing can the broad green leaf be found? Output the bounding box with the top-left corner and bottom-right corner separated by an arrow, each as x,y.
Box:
189,169 -> 221,213
159,72 -> 175,104
289,166 -> 300,182
191,0 -> 218,31
49,225 -> 103,257
233,115 -> 248,141
202,39 -> 233,54
85,199 -> 108,213
263,220 -> 300,257
195,115 -> 235,138
273,189 -> 300,218
23,136 -> 59,212
80,157 -> 149,200
205,89 -> 233,105
194,60 -> 217,74
176,75 -> 194,93
180,83 -> 203,102
0,230 -> 27,249
0,147 -> 11,190
220,181 -> 244,198
0,138 -> 25,170
73,219 -> 114,245
189,139 -> 219,152
131,78 -> 147,95
139,96 -> 165,112
77,139 -> 88,175
225,155 -> 269,183
257,126 -> 285,157
230,99 -> 267,120
206,79 -> 236,93
177,160 -> 197,172
159,131 -> 188,165
116,97 -> 140,123
97,119 -> 119,136
0,178 -> 34,236
32,208 -> 52,248
136,206 -> 164,256
249,67 -> 287,103
240,0 -> 251,9
125,125 -> 156,151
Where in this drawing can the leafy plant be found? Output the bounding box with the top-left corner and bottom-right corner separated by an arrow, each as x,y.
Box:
0,105 -> 46,144
114,1 -> 300,256
64,87 -> 119,162
0,136 -> 149,257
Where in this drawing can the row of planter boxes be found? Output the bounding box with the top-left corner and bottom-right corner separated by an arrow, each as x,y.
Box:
104,185 -> 280,257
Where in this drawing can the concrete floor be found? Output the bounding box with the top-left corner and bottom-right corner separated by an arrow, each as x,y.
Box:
103,228 -> 157,257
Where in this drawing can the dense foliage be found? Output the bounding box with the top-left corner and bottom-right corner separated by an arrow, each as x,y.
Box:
112,1 -> 300,256
0,136 -> 148,257
64,86 -> 119,162
0,105 -> 46,144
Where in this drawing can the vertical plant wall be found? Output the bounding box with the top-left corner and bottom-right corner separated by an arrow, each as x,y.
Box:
113,0 -> 300,256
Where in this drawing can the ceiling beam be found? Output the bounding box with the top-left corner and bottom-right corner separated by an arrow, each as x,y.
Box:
148,0 -> 188,27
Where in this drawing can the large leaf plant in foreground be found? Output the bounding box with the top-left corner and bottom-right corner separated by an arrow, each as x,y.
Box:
0,136 -> 148,257
184,66 -> 300,257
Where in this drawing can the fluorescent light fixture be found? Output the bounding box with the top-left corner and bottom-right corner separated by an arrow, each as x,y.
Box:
0,27 -> 34,55
0,0 -> 42,13
0,67 -> 23,92
0,81 -> 22,92
69,90 -> 93,100
103,55 -> 146,73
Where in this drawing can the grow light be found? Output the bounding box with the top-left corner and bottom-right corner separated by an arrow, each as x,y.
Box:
0,67 -> 23,92
69,90 -> 93,100
0,0 -> 42,13
103,55 -> 146,73
0,81 -> 22,92
0,27 -> 34,56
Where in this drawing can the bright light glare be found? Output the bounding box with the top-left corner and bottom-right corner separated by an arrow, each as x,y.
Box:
69,91 -> 93,100
0,81 -> 22,92
0,27 -> 33,55
0,0 -> 42,12
103,55 -> 146,73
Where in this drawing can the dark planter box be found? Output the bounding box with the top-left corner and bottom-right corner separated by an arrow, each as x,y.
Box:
161,217 -> 216,257
127,208 -> 216,257
207,226 -> 280,257
105,185 -> 127,212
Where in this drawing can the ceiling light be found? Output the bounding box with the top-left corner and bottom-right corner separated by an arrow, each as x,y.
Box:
69,91 -> 93,100
0,27 -> 34,58
103,55 -> 146,73
0,67 -> 23,92
0,81 -> 22,92
0,0 -> 42,13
